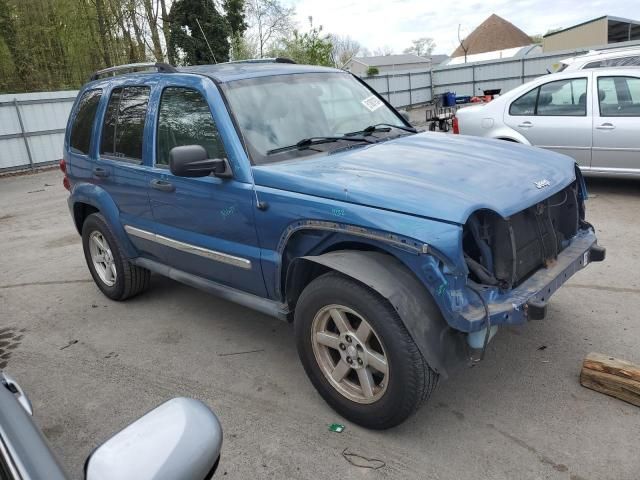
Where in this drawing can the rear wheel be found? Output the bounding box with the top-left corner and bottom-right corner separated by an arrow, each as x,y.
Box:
82,213 -> 150,300
295,272 -> 438,429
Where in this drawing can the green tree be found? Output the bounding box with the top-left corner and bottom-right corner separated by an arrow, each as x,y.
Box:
366,66 -> 379,76
224,0 -> 247,60
274,26 -> 333,66
168,0 -> 231,65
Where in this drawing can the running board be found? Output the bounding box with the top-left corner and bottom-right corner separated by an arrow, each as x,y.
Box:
133,257 -> 290,321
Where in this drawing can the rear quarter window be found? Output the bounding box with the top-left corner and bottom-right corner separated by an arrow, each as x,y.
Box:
100,86 -> 150,162
69,89 -> 102,155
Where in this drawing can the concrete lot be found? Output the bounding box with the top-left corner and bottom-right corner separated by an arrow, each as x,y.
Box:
1,168 -> 639,480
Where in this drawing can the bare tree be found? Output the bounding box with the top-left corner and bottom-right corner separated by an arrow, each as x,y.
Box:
245,0 -> 295,58
403,37 -> 435,57
142,0 -> 164,61
373,45 -> 393,56
330,34 -> 362,68
457,24 -> 469,63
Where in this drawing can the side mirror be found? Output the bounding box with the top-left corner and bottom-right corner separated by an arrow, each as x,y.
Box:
169,145 -> 231,178
398,110 -> 411,123
85,398 -> 222,480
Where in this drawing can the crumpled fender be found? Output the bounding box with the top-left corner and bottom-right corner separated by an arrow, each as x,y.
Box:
68,182 -> 138,258
293,250 -> 469,379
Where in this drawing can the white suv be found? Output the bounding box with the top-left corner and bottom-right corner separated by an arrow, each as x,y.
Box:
559,47 -> 640,71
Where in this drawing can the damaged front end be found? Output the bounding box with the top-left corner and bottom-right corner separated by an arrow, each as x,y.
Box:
454,171 -> 605,352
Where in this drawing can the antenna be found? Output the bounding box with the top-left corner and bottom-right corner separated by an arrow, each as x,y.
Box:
196,18 -> 217,64
248,166 -> 268,210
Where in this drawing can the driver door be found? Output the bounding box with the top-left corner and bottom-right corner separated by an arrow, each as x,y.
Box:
145,82 -> 266,297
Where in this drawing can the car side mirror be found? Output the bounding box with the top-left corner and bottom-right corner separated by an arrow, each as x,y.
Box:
169,145 -> 232,178
398,110 -> 411,123
85,398 -> 222,480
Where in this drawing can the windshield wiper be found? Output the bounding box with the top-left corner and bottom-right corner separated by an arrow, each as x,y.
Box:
267,136 -> 372,155
346,123 -> 417,136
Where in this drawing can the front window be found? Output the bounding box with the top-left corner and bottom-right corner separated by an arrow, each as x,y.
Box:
222,72 -> 407,164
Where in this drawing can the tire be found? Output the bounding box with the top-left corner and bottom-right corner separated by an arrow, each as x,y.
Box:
82,213 -> 150,301
294,271 -> 438,429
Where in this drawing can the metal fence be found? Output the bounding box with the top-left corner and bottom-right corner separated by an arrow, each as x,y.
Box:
0,90 -> 77,172
362,39 -> 640,108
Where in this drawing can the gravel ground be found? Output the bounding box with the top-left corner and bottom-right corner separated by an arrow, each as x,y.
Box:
1,168 -> 639,480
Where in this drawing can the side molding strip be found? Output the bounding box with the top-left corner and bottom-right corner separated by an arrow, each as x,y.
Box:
124,225 -> 252,270
132,257 -> 289,320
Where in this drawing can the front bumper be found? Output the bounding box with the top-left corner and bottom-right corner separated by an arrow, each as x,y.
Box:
456,228 -> 604,332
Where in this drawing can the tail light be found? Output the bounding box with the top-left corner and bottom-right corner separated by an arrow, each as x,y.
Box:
452,116 -> 460,134
60,158 -> 71,191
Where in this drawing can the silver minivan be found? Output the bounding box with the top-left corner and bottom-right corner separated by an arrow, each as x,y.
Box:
455,68 -> 640,178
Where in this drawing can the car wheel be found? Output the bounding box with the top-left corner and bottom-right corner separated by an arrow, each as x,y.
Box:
82,213 -> 150,301
294,271 -> 438,429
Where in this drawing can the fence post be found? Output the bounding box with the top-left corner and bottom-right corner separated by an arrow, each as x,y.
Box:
471,64 -> 476,96
13,98 -> 34,169
385,74 -> 391,103
408,72 -> 412,106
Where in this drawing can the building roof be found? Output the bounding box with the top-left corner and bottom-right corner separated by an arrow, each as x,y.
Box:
351,54 -> 439,67
451,14 -> 533,58
543,15 -> 640,38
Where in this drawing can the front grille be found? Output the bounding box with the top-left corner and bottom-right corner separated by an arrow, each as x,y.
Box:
463,182 -> 581,289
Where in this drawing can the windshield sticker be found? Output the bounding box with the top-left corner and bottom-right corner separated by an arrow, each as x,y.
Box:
361,95 -> 383,112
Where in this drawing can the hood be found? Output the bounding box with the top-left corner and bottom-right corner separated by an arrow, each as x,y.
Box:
252,132 -> 576,224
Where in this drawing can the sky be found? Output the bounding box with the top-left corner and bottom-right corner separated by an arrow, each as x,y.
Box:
284,0 -> 639,56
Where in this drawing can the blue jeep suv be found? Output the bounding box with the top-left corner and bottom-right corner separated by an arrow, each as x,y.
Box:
62,60 -> 605,429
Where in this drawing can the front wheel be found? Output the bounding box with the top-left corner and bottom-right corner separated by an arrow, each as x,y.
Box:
294,272 -> 438,429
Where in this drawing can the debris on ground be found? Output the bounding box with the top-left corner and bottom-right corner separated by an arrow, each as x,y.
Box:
580,352 -> 640,407
59,339 -> 78,350
537,345 -> 547,351
342,448 -> 385,469
328,423 -> 345,433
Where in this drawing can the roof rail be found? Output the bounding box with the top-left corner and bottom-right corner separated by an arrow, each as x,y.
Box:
223,57 -> 297,65
90,62 -> 177,81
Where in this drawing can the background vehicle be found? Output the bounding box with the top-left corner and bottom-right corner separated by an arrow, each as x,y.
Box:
558,46 -> 640,71
63,60 -> 604,430
454,68 -> 640,178
0,371 -> 222,479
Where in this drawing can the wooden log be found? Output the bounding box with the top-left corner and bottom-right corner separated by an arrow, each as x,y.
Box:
580,352 -> 640,407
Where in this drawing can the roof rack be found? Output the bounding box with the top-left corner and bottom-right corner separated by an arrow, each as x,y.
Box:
223,57 -> 297,65
90,62 -> 177,81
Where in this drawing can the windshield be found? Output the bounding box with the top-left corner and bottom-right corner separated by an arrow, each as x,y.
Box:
222,72 -> 406,164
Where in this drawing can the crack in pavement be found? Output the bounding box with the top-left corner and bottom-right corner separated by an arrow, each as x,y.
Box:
0,279 -> 92,289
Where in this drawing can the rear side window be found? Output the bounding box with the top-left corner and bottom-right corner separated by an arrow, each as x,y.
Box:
69,89 -> 102,155
156,87 -> 226,168
509,78 -> 587,116
100,86 -> 150,162
509,88 -> 538,116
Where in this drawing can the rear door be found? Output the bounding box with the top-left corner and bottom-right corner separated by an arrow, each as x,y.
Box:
96,84 -> 162,260
145,79 -> 266,297
504,75 -> 592,167
591,72 -> 640,174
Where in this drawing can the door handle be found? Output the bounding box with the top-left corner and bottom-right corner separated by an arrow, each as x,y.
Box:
518,121 -> 533,128
596,123 -> 616,130
93,166 -> 110,178
150,178 -> 175,192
